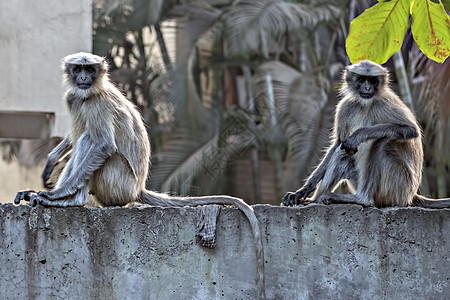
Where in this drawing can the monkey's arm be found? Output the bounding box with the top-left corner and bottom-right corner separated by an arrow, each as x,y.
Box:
341,123 -> 418,155
38,131 -> 117,201
282,142 -> 341,206
42,135 -> 72,188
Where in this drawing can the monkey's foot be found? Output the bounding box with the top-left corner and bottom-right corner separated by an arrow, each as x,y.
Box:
315,194 -> 334,205
14,189 -> 86,207
32,196 -> 87,207
29,194 -> 86,207
38,186 -> 78,200
315,193 -> 363,206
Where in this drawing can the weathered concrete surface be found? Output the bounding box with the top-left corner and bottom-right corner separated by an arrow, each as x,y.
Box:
0,203 -> 449,299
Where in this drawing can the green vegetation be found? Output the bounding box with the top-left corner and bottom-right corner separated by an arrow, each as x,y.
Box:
347,0 -> 450,63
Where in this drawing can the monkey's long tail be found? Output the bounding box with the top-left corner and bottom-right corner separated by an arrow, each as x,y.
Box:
140,190 -> 266,300
413,194 -> 450,209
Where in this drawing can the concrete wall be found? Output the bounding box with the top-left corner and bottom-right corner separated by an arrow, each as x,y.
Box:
1,203 -> 449,299
0,0 -> 92,137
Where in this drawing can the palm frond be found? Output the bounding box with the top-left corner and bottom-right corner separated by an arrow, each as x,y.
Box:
0,141 -> 20,163
164,131 -> 260,195
149,107 -> 264,196
223,0 -> 341,55
252,60 -> 336,189
160,135 -> 222,194
167,3 -> 221,21
252,61 -> 326,122
148,128 -> 211,192
419,59 -> 450,127
282,97 -> 335,189
253,61 -> 299,112
29,138 -> 64,164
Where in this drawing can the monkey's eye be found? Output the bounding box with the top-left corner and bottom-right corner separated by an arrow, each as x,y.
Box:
86,67 -> 95,74
74,67 -> 81,74
368,77 -> 379,85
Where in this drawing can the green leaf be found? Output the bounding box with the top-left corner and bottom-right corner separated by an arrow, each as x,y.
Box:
346,0 -> 410,64
410,0 -> 450,63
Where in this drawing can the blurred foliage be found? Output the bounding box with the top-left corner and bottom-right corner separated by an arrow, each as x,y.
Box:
3,0 -> 447,204
0,141 -> 20,163
92,0 -> 349,203
90,0 -> 450,203
417,57 -> 450,198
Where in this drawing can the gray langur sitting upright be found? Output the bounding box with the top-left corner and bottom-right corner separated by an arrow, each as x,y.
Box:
283,60 -> 450,208
14,52 -> 265,299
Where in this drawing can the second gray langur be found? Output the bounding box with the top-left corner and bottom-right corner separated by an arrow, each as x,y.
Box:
14,52 -> 265,299
283,60 -> 450,208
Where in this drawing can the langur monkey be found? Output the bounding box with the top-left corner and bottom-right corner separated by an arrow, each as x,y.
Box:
14,53 -> 265,299
283,60 -> 450,208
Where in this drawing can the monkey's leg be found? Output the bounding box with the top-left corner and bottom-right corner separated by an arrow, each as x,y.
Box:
42,135 -> 72,188
37,186 -> 78,200
283,143 -> 340,205
283,144 -> 356,206
37,153 -> 78,201
311,148 -> 357,203
39,132 -> 115,202
34,142 -> 88,206
313,159 -> 362,205
353,139 -> 410,207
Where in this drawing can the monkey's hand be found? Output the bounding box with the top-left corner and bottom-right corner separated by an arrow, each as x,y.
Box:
341,138 -> 359,155
282,184 -> 315,206
14,190 -> 53,207
14,191 -> 75,207
341,129 -> 367,155
14,190 -> 38,205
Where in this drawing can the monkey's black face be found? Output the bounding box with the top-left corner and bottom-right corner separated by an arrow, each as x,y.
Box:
70,64 -> 98,90
350,73 -> 380,99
